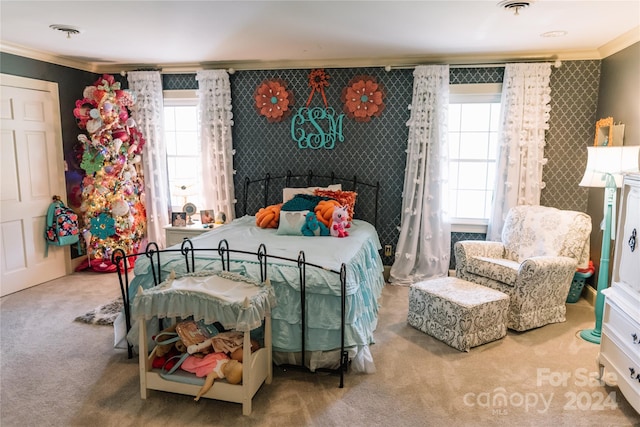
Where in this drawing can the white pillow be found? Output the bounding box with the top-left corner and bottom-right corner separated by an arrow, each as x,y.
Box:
282,184 -> 342,203
276,210 -> 310,236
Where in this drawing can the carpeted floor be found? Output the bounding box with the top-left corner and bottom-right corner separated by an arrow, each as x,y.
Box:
1,271 -> 639,427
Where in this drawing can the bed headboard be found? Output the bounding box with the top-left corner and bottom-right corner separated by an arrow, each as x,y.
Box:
241,170 -> 380,228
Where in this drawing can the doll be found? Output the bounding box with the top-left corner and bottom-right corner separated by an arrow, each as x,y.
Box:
186,330 -> 260,360
182,330 -> 261,401
181,352 -> 243,401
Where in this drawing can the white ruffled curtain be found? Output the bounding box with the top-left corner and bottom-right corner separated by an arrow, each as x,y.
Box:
390,65 -> 451,286
128,71 -> 171,248
196,70 -> 236,221
487,63 -> 552,241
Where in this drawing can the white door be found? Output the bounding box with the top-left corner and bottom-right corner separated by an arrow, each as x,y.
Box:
0,74 -> 69,297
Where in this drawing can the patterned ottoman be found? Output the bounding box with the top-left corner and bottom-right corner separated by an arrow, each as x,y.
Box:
408,277 -> 510,352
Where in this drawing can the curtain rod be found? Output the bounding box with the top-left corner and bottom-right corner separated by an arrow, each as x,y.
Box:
383,63 -> 507,70
119,60 -> 561,76
393,60 -> 561,70
450,60 -> 560,69
450,63 -> 506,69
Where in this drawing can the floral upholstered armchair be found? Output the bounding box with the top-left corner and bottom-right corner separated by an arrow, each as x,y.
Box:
454,206 -> 592,331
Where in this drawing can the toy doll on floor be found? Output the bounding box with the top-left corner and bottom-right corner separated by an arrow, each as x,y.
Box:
182,353 -> 244,401
181,330 -> 260,401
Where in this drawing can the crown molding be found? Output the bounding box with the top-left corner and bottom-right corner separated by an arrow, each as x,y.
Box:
2,37 -> 634,75
598,26 -> 640,59
0,41 -> 98,73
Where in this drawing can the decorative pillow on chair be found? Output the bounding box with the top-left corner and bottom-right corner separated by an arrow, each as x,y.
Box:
282,184 -> 341,203
314,189 -> 357,220
276,210 -> 310,235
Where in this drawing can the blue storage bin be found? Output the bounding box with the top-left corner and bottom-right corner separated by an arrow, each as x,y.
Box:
566,270 -> 593,303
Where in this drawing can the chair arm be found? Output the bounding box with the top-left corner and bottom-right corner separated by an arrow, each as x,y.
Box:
454,240 -> 505,276
517,256 -> 577,284
455,240 -> 505,259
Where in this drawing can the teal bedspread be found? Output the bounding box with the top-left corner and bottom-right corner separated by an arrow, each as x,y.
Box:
125,215 -> 385,353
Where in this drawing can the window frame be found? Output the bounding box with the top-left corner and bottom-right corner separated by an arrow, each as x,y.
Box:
448,83 -> 502,234
163,90 -> 201,212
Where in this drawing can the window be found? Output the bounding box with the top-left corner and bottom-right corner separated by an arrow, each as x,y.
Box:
163,91 -> 202,212
448,83 -> 502,233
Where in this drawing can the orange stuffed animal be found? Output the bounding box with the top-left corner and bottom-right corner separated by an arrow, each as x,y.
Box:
255,203 -> 282,228
314,199 -> 340,228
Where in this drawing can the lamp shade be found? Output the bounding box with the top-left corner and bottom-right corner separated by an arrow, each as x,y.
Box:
579,146 -> 640,188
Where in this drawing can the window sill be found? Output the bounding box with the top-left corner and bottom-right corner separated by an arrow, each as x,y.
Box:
450,222 -> 488,234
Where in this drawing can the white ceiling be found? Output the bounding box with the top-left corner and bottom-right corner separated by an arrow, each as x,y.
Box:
1,0 -> 639,73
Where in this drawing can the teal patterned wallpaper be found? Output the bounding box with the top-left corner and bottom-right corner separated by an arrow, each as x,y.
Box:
162,61 -> 601,267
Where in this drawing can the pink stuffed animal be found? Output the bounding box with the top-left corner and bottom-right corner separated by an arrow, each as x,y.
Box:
330,205 -> 351,238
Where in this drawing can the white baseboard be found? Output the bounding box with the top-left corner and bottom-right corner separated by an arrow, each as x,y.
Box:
70,256 -> 85,272
383,265 -> 391,282
582,284 -> 596,306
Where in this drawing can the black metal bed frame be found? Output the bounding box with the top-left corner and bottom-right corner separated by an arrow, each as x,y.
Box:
241,170 -> 380,228
112,238 -> 350,387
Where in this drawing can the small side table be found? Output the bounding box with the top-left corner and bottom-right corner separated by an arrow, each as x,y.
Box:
164,223 -> 222,247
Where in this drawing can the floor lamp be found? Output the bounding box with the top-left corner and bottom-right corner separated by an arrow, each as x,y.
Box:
578,145 -> 640,344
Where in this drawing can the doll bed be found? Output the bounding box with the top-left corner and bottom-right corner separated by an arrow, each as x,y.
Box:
132,265 -> 275,415
118,171 -> 385,373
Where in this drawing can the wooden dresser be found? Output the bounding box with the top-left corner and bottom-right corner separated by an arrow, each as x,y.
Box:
599,173 -> 640,414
